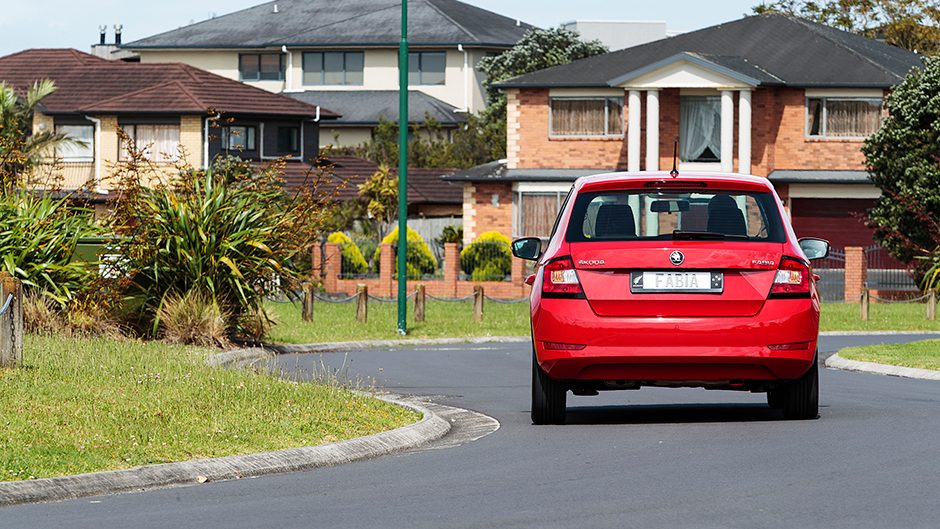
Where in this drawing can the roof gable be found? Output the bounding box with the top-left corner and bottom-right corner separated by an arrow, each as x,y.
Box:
608,53 -> 765,89
498,14 -> 923,89
124,0 -> 534,49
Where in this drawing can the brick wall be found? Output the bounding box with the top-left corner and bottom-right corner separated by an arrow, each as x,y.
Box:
462,181 -> 514,244
510,88 -> 627,170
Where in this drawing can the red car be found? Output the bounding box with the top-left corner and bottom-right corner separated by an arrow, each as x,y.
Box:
511,172 -> 830,424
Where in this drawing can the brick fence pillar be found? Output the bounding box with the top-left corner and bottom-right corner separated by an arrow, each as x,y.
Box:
844,246 -> 867,304
444,243 -> 459,297
379,244 -> 394,298
323,242 -> 341,294
310,243 -> 323,283
511,252 -> 525,296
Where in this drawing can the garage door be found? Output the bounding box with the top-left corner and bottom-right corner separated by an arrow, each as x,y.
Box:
790,198 -> 876,250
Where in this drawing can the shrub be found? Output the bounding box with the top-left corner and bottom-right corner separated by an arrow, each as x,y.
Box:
22,293 -> 64,335
327,232 -> 368,275
0,191 -> 101,305
371,227 -> 437,279
460,231 -> 512,281
436,225 -> 463,245
108,155 -> 335,337
157,290 -> 229,348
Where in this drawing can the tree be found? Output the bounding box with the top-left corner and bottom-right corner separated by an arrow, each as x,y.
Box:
0,80 -> 76,193
862,56 -> 940,267
753,0 -> 940,55
358,164 -> 398,239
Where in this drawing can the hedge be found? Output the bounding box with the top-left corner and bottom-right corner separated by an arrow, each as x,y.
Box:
327,232 -> 368,275
371,227 -> 438,279
460,231 -> 512,281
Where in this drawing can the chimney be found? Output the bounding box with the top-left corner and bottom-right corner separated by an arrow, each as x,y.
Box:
99,25 -> 107,45
114,24 -> 123,46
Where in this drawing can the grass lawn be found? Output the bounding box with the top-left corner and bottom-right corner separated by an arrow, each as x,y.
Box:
820,302 -> 940,332
0,335 -> 418,482
839,339 -> 940,370
266,298 -> 530,344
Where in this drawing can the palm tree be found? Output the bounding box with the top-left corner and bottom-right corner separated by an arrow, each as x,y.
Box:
0,79 -> 76,193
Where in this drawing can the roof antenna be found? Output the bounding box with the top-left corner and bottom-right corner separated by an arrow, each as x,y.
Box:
670,139 -> 679,178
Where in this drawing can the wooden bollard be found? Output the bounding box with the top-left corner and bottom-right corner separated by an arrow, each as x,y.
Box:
927,290 -> 937,321
473,285 -> 484,323
0,272 -> 23,369
414,284 -> 426,323
356,284 -> 368,323
860,289 -> 870,321
302,283 -> 315,322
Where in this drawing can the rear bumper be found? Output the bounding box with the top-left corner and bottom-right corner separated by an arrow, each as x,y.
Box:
532,298 -> 819,382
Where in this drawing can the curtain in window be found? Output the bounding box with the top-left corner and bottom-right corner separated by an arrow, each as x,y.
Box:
520,194 -> 559,238
826,100 -> 881,136
136,125 -> 180,163
679,97 -> 721,162
607,97 -> 624,135
552,99 -> 607,136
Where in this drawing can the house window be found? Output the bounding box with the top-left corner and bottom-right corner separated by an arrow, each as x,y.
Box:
807,97 -> 882,138
514,189 -> 571,239
55,124 -> 94,161
277,126 -> 300,153
221,126 -> 256,151
408,51 -> 446,85
303,52 -> 364,85
549,97 -> 623,137
120,124 -> 180,162
239,53 -> 284,81
679,96 -> 721,162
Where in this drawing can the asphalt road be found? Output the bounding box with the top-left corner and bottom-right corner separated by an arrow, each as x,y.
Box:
4,334 -> 939,528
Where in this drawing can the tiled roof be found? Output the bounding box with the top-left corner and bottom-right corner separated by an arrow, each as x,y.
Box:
124,0 -> 534,49
288,90 -> 466,126
279,156 -> 461,204
0,48 -> 339,118
497,14 -> 923,89
441,161 -> 613,182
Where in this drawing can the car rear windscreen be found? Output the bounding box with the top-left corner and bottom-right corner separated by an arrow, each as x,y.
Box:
565,190 -> 786,243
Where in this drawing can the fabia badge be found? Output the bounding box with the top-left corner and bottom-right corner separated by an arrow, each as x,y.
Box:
669,251 -> 685,266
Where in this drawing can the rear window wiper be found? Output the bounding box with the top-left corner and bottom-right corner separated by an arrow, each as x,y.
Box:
672,230 -> 749,240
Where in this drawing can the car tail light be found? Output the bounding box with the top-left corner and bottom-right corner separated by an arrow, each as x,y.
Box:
542,256 -> 584,298
769,257 -> 811,298
768,341 -> 811,351
542,341 -> 586,351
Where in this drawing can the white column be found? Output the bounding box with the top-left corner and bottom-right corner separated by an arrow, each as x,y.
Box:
645,89 -> 660,172
627,90 -> 641,172
720,90 -> 734,173
738,90 -> 752,175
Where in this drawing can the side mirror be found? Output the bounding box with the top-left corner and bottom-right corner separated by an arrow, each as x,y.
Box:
799,237 -> 830,260
512,237 -> 542,261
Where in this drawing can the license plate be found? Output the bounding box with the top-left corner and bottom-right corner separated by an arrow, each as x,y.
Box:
630,271 -> 723,293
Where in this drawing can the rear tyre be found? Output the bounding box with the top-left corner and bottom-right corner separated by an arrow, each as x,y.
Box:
766,390 -> 784,410
531,350 -> 566,425
779,355 -> 819,420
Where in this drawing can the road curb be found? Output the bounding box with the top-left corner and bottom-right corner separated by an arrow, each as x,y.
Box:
825,353 -> 940,381
820,331 -> 940,336
0,350 -> 451,507
266,335 -> 529,354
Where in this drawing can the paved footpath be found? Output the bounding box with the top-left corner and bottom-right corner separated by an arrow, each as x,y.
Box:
2,334 -> 939,529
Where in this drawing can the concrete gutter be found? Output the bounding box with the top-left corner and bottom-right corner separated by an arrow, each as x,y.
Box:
267,336 -> 529,354
825,353 -> 940,381
0,348 -> 451,507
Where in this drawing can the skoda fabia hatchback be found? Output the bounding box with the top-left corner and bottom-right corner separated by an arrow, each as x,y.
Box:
511,172 -> 830,425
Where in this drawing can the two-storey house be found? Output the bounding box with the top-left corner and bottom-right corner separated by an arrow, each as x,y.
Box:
0,48 -> 337,198
443,14 -> 924,252
122,0 -> 534,147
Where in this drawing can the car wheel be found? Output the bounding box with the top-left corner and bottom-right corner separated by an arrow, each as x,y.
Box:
531,349 -> 566,425
779,355 -> 819,420
766,389 -> 784,410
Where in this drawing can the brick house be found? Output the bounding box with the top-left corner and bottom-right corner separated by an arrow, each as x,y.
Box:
443,14 -> 924,251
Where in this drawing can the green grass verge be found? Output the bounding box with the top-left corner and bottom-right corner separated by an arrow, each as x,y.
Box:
839,339 -> 940,370
0,335 -> 419,482
265,300 -> 940,343
265,298 -> 530,344
820,302 -> 940,332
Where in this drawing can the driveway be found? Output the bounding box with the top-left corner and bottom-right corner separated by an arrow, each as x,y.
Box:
2,334 -> 939,528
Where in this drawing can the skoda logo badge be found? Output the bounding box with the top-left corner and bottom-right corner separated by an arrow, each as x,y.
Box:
669,251 -> 685,266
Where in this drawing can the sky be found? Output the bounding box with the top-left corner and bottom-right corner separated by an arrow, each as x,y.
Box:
0,0 -> 760,56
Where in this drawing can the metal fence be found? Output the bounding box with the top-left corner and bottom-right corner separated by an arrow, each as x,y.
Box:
813,248 -> 846,303
865,244 -> 917,292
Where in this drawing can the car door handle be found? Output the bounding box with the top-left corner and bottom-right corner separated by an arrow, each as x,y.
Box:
813,274 -> 821,282
525,274 -> 536,286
